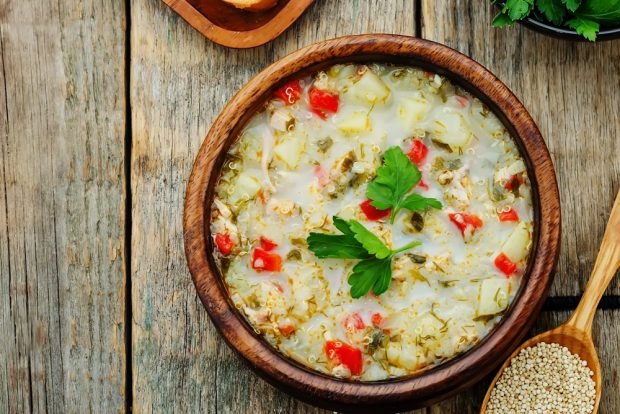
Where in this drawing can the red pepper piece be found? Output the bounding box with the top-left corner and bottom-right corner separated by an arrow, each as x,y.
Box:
214,233 -> 234,256
495,253 -> 518,276
448,213 -> 484,237
308,87 -> 339,119
273,80 -> 302,104
418,179 -> 429,191
259,236 -> 278,251
251,248 -> 282,272
505,174 -> 524,191
279,324 -> 296,336
343,313 -> 365,331
371,312 -> 386,327
498,208 -> 519,222
407,139 -> 429,166
324,340 -> 363,376
360,199 -> 391,221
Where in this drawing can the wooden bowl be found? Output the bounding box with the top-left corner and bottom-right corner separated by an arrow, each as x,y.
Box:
162,0 -> 315,48
183,34 -> 561,412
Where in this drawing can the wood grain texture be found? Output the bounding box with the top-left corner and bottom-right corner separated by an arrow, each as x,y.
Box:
131,1 -> 415,412
433,310 -> 620,414
422,1 -> 620,296
0,1 -> 127,413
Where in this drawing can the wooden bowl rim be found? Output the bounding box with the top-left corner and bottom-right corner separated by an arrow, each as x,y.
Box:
183,34 -> 561,411
161,0 -> 315,49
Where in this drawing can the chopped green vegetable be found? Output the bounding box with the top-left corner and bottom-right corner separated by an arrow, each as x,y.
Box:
366,146 -> 442,223
307,216 -> 421,298
493,0 -> 619,40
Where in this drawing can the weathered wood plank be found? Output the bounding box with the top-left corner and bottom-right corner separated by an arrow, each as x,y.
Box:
0,1 -> 127,413
421,1 -> 620,296
130,1 -> 416,412
431,310 -> 620,413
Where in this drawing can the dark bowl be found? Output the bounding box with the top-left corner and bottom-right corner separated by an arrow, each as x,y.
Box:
183,35 -> 562,412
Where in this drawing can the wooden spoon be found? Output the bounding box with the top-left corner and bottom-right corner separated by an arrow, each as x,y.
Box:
481,190 -> 620,414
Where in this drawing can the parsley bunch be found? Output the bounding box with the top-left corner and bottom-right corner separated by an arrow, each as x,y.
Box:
307,217 -> 421,298
493,0 -> 620,41
366,146 -> 442,224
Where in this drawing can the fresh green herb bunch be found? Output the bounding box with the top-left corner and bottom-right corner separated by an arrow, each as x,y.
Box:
493,0 -> 620,41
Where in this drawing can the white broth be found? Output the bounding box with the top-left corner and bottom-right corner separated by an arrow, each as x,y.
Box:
210,63 -> 534,380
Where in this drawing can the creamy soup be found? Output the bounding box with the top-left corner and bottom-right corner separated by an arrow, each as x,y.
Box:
210,63 -> 534,380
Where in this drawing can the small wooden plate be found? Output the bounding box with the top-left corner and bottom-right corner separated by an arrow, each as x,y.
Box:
162,0 -> 315,48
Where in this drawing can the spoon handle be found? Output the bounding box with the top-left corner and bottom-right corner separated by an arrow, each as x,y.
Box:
567,190 -> 620,333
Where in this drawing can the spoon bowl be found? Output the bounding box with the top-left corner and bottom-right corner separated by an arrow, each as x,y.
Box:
481,190 -> 620,413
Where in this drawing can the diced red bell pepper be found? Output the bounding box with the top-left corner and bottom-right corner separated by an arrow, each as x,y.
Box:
273,80 -> 302,105
495,252 -> 518,276
449,213 -> 484,237
455,95 -> 469,108
308,87 -> 339,119
279,324 -> 296,336
214,233 -> 234,256
505,174 -> 524,191
418,179 -> 429,191
324,340 -> 363,376
343,313 -> 365,331
251,248 -> 282,272
407,139 -> 429,166
499,208 -> 519,222
360,199 -> 391,221
371,312 -> 386,327
259,236 -> 278,251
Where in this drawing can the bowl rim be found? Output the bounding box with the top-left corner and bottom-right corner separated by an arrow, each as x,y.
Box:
183,34 -> 561,411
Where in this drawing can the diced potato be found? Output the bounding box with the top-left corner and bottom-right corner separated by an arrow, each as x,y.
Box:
398,345 -> 418,370
386,342 -> 401,366
432,109 -> 471,149
478,278 -> 510,316
229,172 -> 261,204
274,134 -> 306,169
501,222 -> 531,263
347,70 -> 391,103
412,313 -> 444,337
270,108 -> 293,131
398,96 -> 430,132
337,112 -> 370,134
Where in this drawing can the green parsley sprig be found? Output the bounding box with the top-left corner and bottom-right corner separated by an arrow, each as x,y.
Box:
307,216 -> 421,298
493,0 -> 620,41
366,146 -> 442,224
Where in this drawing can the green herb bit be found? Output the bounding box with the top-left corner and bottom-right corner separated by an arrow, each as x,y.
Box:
306,216 -> 422,298
366,146 -> 442,224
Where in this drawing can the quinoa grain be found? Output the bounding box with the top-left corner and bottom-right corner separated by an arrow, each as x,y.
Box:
486,342 -> 596,414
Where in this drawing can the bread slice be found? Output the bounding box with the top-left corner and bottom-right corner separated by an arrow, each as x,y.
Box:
222,0 -> 278,12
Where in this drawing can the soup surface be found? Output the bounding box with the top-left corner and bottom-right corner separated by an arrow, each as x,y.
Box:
210,63 -> 534,380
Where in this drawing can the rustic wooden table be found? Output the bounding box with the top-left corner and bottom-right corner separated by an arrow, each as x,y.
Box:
1,0 -> 619,413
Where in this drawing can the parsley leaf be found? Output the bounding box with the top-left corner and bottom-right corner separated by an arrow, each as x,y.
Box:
536,0 -> 566,24
504,0 -> 535,20
307,218 -> 371,259
566,16 -> 599,40
348,257 -> 392,298
401,193 -> 443,212
307,216 -> 422,298
561,0 -> 581,12
492,12 -> 514,26
366,146 -> 442,223
577,0 -> 620,22
348,220 -> 392,259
